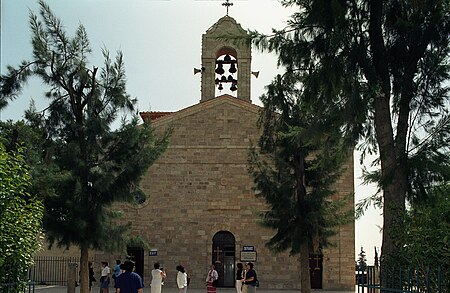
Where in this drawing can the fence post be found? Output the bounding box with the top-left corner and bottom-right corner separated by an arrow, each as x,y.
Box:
67,263 -> 77,293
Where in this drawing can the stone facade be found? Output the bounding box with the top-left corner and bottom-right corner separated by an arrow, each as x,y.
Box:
120,95 -> 355,290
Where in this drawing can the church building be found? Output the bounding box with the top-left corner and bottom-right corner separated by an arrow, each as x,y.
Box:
35,7 -> 355,291
119,12 -> 355,290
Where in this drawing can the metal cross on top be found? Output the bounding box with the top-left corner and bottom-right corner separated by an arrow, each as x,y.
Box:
222,0 -> 233,15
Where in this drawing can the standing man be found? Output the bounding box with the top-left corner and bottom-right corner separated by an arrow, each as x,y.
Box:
115,261 -> 144,293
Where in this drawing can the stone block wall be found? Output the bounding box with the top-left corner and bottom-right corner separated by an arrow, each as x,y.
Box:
118,97 -> 355,289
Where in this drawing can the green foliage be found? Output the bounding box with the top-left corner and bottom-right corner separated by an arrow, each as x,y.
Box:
0,117 -> 55,203
390,185 -> 450,269
383,186 -> 450,291
407,115 -> 450,203
42,118 -> 169,251
0,143 -> 43,288
248,71 -> 353,256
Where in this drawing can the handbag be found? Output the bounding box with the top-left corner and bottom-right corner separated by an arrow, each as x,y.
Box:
212,279 -> 219,287
242,284 -> 247,293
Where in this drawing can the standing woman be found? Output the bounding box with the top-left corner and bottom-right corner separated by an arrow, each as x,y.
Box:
235,263 -> 244,293
176,265 -> 188,293
205,264 -> 218,293
100,261 -> 111,293
151,262 -> 166,293
243,262 -> 257,293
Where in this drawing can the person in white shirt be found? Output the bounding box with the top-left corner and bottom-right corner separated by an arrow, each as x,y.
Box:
176,265 -> 188,293
100,261 -> 111,293
151,262 -> 166,293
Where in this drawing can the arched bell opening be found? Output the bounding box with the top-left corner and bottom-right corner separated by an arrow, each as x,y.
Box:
215,47 -> 238,97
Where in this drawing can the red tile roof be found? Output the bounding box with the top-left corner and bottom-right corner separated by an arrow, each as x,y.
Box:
139,111 -> 173,122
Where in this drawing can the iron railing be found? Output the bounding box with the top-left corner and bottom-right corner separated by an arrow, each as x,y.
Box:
357,265 -> 449,293
32,256 -> 80,286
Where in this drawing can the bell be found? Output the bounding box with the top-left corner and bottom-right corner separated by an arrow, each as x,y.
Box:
221,75 -> 227,81
229,62 -> 237,74
230,82 -> 237,91
227,75 -> 234,81
215,63 -> 225,75
224,54 -> 231,62
218,83 -> 223,91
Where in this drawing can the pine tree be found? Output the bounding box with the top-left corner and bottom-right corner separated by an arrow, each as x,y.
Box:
0,2 -> 169,293
248,73 -> 353,293
357,247 -> 367,271
249,0 -> 450,264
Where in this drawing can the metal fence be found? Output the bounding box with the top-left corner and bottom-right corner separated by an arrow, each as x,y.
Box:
1,256 -> 93,292
32,256 -> 81,286
357,265 -> 449,293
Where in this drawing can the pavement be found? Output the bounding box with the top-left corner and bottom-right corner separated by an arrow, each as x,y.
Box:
29,285 -> 359,293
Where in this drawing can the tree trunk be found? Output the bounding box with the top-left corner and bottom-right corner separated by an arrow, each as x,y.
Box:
79,247 -> 89,293
369,0 -> 408,262
373,91 -> 407,261
381,171 -> 406,260
294,152 -> 311,293
299,242 -> 311,293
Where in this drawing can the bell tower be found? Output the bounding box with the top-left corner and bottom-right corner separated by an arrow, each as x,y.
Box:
199,14 -> 252,103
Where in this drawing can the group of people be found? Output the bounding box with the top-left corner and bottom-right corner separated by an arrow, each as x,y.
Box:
235,262 -> 258,293
95,260 -> 146,293
82,260 -> 114,292
88,260 -> 257,293
206,262 -> 258,293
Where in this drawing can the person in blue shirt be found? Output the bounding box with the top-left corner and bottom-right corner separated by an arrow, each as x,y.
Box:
113,260 -> 122,286
115,261 -> 144,293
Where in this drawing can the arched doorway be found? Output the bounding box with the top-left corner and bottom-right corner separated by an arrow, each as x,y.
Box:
127,246 -> 144,281
212,231 -> 235,287
309,254 -> 323,289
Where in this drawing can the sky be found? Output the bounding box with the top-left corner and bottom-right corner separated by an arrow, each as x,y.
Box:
1,0 -> 382,264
